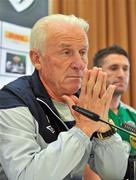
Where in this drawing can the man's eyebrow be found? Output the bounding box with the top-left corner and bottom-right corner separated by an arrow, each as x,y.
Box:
58,43 -> 88,49
58,43 -> 71,48
108,64 -> 129,68
109,64 -> 119,66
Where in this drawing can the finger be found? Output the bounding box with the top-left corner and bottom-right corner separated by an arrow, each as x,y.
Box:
62,95 -> 80,119
92,70 -> 105,99
104,85 -> 115,108
80,69 -> 90,97
62,95 -> 75,108
86,67 -> 99,96
70,95 -> 79,104
101,85 -> 115,119
102,85 -> 115,104
100,72 -> 107,98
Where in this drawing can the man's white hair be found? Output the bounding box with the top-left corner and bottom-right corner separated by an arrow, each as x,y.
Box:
30,14 -> 89,54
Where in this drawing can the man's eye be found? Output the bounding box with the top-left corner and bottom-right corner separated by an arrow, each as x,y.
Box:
64,50 -> 70,54
63,50 -> 72,56
111,67 -> 117,71
109,66 -> 118,71
123,67 -> 129,71
80,50 -> 87,57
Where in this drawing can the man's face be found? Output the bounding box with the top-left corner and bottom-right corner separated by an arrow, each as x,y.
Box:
38,23 -> 89,96
101,54 -> 130,95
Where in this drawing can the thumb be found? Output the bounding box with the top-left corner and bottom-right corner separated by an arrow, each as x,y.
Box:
62,95 -> 75,108
62,95 -> 78,113
62,95 -> 80,119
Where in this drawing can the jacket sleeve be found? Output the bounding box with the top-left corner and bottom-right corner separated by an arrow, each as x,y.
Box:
0,107 -> 91,180
89,134 -> 129,180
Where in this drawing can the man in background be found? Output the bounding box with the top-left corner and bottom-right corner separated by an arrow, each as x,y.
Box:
93,44 -> 136,154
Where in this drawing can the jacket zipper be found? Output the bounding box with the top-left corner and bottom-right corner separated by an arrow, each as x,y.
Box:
36,97 -> 69,131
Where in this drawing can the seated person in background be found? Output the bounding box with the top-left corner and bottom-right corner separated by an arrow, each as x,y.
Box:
93,44 -> 136,155
0,15 -> 129,180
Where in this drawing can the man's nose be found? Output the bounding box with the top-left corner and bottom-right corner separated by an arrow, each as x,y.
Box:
70,54 -> 87,70
118,68 -> 126,78
118,68 -> 126,77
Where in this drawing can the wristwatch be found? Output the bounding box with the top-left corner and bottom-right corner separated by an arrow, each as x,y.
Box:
92,128 -> 116,140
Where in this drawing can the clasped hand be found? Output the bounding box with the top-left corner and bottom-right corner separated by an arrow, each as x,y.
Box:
62,67 -> 115,137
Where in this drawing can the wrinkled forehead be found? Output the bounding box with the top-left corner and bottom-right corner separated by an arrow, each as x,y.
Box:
47,22 -> 88,40
47,21 -> 85,32
46,23 -> 89,47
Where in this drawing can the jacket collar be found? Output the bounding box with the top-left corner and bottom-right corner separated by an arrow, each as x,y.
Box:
31,70 -> 60,116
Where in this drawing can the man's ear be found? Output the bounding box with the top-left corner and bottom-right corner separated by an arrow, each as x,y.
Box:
29,49 -> 42,70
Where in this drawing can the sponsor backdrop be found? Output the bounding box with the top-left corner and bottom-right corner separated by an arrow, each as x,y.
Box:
0,0 -> 48,88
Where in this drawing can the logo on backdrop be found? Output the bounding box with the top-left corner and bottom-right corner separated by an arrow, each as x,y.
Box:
8,0 -> 35,13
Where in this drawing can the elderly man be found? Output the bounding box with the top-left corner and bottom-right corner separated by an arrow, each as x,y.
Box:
0,15 -> 128,180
